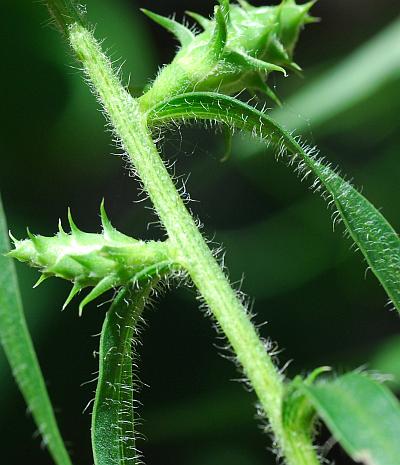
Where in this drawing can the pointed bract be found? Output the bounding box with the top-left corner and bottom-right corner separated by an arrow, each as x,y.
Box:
63,282 -> 83,310
141,9 -> 194,47
27,227 -> 35,242
229,51 -> 287,76
58,218 -> 67,235
79,275 -> 117,316
67,208 -> 81,234
270,36 -> 291,62
100,199 -> 114,237
26,228 -> 44,252
278,0 -> 317,53
301,0 -> 318,14
99,200 -> 135,243
185,11 -> 210,30
33,274 -> 49,289
8,230 -> 19,246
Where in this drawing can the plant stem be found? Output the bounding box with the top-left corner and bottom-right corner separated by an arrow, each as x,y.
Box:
68,23 -> 320,465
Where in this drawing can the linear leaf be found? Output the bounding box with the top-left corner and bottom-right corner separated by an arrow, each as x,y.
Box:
92,284 -> 153,465
148,92 -> 400,312
303,372 -> 400,465
0,195 -> 72,465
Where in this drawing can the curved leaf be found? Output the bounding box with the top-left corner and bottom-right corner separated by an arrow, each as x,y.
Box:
148,92 -> 400,312
0,195 -> 73,465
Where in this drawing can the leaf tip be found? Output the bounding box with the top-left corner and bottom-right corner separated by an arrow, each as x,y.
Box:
67,208 -> 81,234
33,274 -> 48,289
100,199 -> 113,235
8,230 -> 18,244
63,282 -> 83,311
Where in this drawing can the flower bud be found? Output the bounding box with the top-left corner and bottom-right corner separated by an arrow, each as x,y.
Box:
8,202 -> 172,315
140,0 -> 317,109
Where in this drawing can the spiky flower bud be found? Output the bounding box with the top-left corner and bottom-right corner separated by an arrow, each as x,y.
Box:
139,0 -> 317,109
8,202 -> 172,315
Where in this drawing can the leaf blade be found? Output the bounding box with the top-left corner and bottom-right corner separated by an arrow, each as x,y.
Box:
148,92 -> 400,313
304,373 -> 400,465
0,195 -> 73,465
91,284 -> 153,465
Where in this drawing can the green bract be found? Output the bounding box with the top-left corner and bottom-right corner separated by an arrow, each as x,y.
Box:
8,202 -> 172,314
139,0 -> 316,109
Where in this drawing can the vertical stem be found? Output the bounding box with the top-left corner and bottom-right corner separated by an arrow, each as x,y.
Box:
68,23 -> 320,465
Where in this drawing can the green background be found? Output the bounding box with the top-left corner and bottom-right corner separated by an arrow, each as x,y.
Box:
1,1 -> 399,464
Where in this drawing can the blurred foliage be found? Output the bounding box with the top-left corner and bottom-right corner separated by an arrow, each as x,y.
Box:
371,335 -> 400,391
1,1 -> 399,464
275,16 -> 400,133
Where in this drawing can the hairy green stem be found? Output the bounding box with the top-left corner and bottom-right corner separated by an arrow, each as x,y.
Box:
68,23 -> 319,465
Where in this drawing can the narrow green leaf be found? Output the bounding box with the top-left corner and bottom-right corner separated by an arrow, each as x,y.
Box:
0,195 -> 73,465
148,92 -> 400,312
303,372 -> 400,465
91,284 -> 153,465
